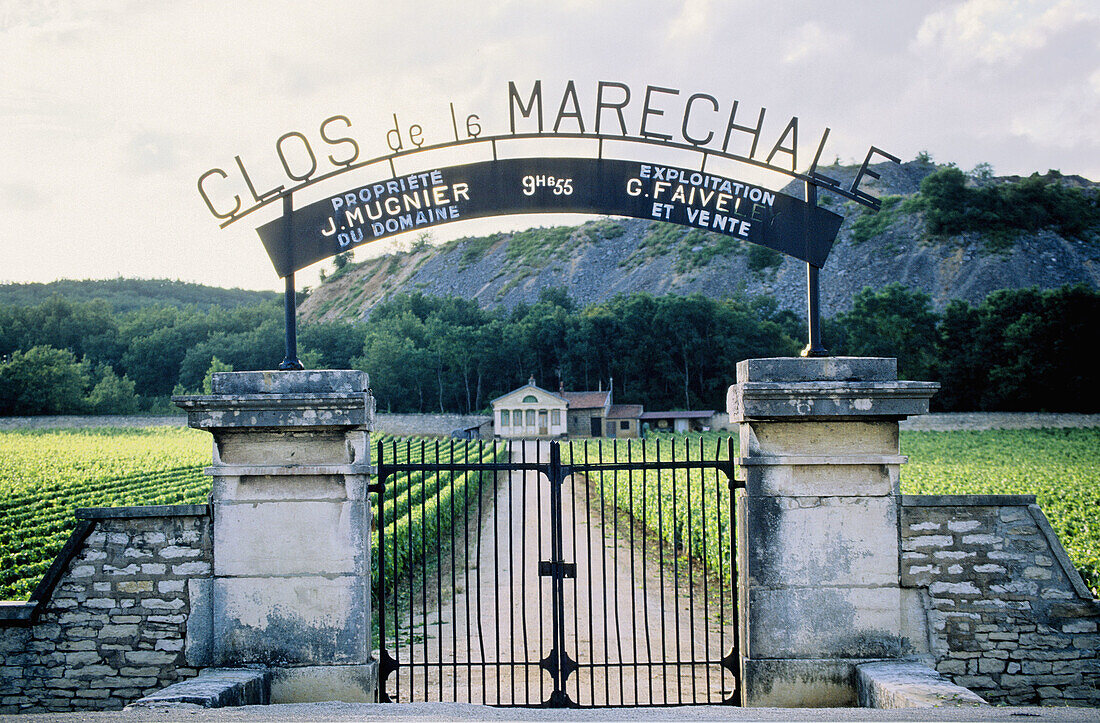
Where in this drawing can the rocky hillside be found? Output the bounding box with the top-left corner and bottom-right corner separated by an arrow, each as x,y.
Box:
299,161 -> 1100,322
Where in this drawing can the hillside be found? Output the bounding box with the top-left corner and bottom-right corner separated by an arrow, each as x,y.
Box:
0,279 -> 279,312
299,160 -> 1100,323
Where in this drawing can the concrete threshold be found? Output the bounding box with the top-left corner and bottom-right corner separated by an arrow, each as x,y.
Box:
4,702 -> 1097,722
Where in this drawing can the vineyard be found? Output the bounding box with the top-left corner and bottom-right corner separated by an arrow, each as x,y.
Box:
0,426 -> 1097,602
900,428 -> 1100,596
0,427 -> 210,599
371,438 -> 508,598
562,434 -> 735,587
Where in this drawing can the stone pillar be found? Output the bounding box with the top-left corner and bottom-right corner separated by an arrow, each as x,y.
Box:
727,357 -> 938,707
175,370 -> 376,703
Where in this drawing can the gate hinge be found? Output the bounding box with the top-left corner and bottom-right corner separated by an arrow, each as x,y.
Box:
538,560 -> 576,579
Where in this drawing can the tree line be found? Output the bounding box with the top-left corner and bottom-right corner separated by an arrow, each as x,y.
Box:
1,284 -> 1096,416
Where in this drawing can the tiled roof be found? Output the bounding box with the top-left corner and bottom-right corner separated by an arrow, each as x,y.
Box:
606,404 -> 644,419
638,410 -> 715,419
562,391 -> 610,409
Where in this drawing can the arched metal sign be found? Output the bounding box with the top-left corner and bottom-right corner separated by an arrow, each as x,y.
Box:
198,80 -> 901,365
256,157 -> 844,277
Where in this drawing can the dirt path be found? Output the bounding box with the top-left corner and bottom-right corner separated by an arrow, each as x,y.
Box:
385,441 -> 736,707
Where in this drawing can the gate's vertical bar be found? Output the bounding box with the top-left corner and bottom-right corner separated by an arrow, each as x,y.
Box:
464,440 -> 473,702
655,437 -> 667,704
507,440 -> 516,705
728,435 -> 740,704
611,440 -> 624,704
407,442 -> 417,699
599,440 -> 610,706
474,439 -> 486,703
450,442 -> 458,701
535,440 -> 545,702
687,437 -> 697,702
420,441 -> 430,700
520,440 -> 530,704
568,442 -> 582,705
546,440 -> 571,706
627,440 -> 639,706
671,439 -> 683,704
584,440 -> 596,706
702,436 -> 712,701
641,439 -> 653,706
483,441 -> 496,704
436,442 -> 445,701
375,440 -> 388,702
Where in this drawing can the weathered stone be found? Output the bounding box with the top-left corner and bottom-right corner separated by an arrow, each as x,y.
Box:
858,661 -> 988,708
127,667 -> 270,709
211,576 -> 367,666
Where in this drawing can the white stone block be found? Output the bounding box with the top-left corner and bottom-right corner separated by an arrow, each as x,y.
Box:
745,495 -> 900,586
213,500 -> 367,577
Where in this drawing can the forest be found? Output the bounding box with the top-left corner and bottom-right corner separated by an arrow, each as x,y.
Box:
0,282 -> 1096,416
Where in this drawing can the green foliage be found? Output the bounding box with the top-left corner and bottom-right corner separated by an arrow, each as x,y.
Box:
201,356 -> 233,394
0,427 -> 211,599
349,289 -> 799,415
625,224 -> 758,273
745,243 -> 783,272
563,434 -> 734,585
911,167 -> 1100,246
565,429 -> 1100,599
849,195 -> 905,244
0,279 -> 278,313
0,346 -> 90,415
622,223 -> 684,268
828,284 -> 939,380
935,285 -> 1100,411
87,366 -> 138,414
370,439 -> 507,598
504,226 -> 577,269
582,219 -> 625,241
456,235 -> 500,268
901,428 -> 1100,597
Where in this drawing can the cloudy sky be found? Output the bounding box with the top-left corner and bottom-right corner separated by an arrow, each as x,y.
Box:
2,0 -> 1097,292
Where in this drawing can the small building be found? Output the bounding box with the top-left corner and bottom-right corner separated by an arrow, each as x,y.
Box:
562,390 -> 611,437
492,379 -> 706,439
638,410 -> 715,434
490,379 -> 568,439
604,404 -> 644,438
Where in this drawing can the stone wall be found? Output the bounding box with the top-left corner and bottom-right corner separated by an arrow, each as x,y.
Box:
374,412 -> 490,437
0,506 -> 211,713
901,495 -> 1099,706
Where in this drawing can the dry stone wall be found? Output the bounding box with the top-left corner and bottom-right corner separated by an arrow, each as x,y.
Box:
0,506 -> 211,713
901,495 -> 1099,706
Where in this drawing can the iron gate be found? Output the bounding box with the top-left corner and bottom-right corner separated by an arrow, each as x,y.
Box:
371,436 -> 742,707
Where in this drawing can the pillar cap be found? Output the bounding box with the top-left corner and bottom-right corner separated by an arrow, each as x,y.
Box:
173,371 -> 373,430
737,357 -> 898,383
729,358 -> 938,422
209,370 -> 367,395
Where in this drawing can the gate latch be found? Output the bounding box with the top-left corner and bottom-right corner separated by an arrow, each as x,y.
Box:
538,560 -> 576,579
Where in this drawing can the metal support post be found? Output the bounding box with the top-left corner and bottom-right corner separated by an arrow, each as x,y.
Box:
801,181 -> 827,357
279,193 -> 304,371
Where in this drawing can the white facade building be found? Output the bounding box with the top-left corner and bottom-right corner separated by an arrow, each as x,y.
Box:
490,379 -> 568,439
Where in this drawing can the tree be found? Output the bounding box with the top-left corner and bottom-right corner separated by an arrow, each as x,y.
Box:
829,284 -> 939,381
202,356 -> 234,394
87,365 -> 139,414
0,345 -> 89,415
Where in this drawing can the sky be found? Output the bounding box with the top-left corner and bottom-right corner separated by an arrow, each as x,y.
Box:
1,0 -> 1097,292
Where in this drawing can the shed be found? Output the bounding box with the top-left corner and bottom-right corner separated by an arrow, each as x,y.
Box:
638,410 -> 716,434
